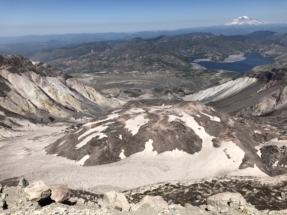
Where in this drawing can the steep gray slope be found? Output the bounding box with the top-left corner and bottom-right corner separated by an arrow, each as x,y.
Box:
0,55 -> 122,125
184,68 -> 287,117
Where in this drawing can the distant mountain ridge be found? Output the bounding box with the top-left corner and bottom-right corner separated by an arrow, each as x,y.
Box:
2,24 -> 287,48
27,34 -> 262,73
246,30 -> 287,45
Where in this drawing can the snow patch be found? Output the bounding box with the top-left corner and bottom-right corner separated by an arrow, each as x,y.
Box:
273,161 -> 279,167
119,135 -> 122,140
77,155 -> 90,166
119,150 -> 126,159
112,109 -> 122,113
83,113 -> 119,127
124,114 -> 149,136
76,131 -> 107,149
167,111 -> 267,177
31,61 -> 39,65
78,124 -> 108,140
143,139 -> 157,155
59,141 -> 65,146
200,111 -> 221,122
76,124 -> 109,149
256,148 -> 262,158
126,108 -> 145,115
149,105 -> 172,112
254,130 -> 262,134
226,16 -> 266,25
131,139 -> 157,158
74,128 -> 83,135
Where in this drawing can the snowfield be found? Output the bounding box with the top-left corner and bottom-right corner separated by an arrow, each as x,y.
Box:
0,103 -> 270,191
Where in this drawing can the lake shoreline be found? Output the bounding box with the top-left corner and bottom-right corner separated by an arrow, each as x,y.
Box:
194,54 -> 246,63
190,53 -> 273,73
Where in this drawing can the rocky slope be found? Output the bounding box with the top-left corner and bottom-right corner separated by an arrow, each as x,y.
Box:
184,67 -> 287,138
184,68 -> 287,117
0,55 -> 122,126
46,99 -> 287,179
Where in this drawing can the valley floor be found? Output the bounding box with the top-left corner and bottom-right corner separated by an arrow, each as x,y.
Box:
0,121 -> 274,192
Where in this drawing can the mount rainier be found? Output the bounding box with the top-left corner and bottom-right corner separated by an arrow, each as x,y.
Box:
226,16 -> 267,25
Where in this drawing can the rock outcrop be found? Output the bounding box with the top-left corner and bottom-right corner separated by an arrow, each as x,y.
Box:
18,177 -> 29,189
102,191 -> 130,211
0,55 -> 121,126
24,180 -> 51,202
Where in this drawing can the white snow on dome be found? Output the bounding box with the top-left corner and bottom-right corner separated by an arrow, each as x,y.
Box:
226,16 -> 266,26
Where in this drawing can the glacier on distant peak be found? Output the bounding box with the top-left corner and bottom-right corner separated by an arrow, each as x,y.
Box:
226,16 -> 266,26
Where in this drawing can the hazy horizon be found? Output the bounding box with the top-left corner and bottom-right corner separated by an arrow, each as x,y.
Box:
1,0 -> 287,37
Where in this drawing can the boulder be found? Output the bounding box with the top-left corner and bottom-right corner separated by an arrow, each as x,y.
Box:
103,191 -> 130,211
132,196 -> 168,211
103,191 -> 117,205
76,198 -> 85,205
196,194 -> 202,200
0,184 -> 2,193
206,192 -> 247,206
50,184 -> 71,203
18,177 -> 29,188
24,180 -> 51,202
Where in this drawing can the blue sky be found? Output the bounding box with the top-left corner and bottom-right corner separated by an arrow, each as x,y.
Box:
1,0 -> 287,36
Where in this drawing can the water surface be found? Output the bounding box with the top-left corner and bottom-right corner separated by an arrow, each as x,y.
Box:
190,53 -> 273,73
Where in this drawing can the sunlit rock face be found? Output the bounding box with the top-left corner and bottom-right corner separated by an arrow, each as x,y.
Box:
184,68 -> 287,118
0,55 -> 121,123
184,77 -> 258,103
46,100 -> 281,178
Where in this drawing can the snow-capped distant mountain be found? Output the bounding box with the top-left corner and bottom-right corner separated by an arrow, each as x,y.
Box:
226,16 -> 267,26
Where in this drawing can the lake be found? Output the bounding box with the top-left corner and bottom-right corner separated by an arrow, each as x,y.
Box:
190,53 -> 273,73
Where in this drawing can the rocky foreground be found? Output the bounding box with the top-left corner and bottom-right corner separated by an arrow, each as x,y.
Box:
1,177 -> 287,215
